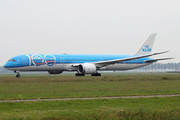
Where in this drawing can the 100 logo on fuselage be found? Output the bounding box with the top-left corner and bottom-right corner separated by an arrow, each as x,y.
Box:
31,54 -> 56,66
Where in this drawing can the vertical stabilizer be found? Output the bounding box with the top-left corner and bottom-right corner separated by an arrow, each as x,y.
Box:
135,33 -> 156,56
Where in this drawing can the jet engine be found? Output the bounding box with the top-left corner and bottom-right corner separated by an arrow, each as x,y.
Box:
48,71 -> 63,74
78,63 -> 97,74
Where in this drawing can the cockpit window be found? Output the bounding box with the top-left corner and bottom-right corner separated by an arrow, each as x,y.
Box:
8,59 -> 15,62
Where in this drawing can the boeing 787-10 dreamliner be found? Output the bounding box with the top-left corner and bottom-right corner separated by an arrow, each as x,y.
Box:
4,33 -> 172,78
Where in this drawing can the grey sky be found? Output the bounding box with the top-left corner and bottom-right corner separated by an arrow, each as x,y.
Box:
0,0 -> 180,66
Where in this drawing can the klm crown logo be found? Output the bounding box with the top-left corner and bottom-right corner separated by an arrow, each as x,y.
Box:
142,45 -> 151,52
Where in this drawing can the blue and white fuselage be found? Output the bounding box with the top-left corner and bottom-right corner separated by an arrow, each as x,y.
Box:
4,33 -> 172,77
4,54 -> 153,71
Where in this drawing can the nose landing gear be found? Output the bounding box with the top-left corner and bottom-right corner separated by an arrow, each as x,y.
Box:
14,71 -> 21,78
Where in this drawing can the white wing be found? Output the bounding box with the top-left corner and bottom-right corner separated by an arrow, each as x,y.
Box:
94,51 -> 169,68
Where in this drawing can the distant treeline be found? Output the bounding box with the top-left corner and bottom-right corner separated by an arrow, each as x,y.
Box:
0,63 -> 180,73
0,66 -> 13,73
138,63 -> 180,71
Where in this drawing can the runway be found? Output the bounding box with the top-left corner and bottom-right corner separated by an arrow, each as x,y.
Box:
0,94 -> 180,102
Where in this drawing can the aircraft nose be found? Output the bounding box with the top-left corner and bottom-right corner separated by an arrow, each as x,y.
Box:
4,62 -> 9,68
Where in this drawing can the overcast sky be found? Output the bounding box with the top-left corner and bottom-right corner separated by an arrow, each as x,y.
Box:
0,0 -> 180,66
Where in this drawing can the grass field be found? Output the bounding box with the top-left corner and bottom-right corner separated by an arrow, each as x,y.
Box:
0,73 -> 180,119
1,96 -> 180,119
0,73 -> 180,100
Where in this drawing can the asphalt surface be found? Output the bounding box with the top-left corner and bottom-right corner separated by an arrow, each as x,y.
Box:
0,94 -> 180,102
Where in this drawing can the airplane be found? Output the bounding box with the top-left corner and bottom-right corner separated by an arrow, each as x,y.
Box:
4,33 -> 172,78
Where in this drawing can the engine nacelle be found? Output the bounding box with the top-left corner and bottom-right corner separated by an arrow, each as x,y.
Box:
78,63 -> 97,74
48,71 -> 63,74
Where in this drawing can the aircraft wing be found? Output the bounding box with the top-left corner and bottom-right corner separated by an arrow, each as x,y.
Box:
94,51 -> 169,68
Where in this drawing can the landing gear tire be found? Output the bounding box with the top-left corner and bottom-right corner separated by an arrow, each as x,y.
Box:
75,73 -> 85,76
14,71 -> 21,78
91,73 -> 101,76
16,74 -> 21,78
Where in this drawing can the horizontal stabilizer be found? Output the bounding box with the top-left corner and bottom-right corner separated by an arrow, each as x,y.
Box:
144,58 -> 174,63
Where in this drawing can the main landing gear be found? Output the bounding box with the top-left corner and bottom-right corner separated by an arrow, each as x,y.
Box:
75,73 -> 101,76
14,71 -> 21,78
91,73 -> 101,76
75,73 -> 85,76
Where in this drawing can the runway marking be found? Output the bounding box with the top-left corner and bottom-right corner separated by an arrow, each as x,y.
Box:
0,94 -> 180,102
